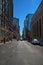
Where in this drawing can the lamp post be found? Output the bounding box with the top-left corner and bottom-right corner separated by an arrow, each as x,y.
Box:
4,4 -> 5,44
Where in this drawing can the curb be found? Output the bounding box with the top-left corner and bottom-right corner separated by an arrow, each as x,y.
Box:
0,41 -> 12,46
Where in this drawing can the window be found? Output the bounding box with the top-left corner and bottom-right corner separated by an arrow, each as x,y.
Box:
42,16 -> 43,24
0,10 -> 1,15
0,3 -> 2,9
6,0 -> 7,3
39,18 -> 41,38
0,19 -> 1,26
0,3 -> 2,16
1,30 -> 4,36
5,25 -> 7,29
0,30 -> 1,36
1,21 -> 4,27
37,21 -> 38,37
3,8 -> 4,12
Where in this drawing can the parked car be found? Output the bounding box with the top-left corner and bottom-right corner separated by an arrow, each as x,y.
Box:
31,39 -> 40,45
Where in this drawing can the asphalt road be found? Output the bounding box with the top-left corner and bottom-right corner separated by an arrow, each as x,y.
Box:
0,40 -> 43,65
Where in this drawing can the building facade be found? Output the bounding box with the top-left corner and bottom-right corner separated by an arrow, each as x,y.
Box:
0,0 -> 13,43
13,18 -> 20,39
26,14 -> 33,30
31,1 -> 43,41
23,14 -> 33,40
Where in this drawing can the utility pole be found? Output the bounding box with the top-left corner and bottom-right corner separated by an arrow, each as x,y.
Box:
4,13 -> 5,44
2,0 -> 5,44
4,2 -> 5,44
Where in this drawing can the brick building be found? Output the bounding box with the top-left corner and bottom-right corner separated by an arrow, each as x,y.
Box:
31,1 -> 43,41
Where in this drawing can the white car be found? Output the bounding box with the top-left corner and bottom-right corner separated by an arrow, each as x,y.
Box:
32,39 -> 40,45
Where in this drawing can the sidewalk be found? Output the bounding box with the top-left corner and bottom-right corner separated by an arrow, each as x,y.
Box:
0,41 -> 12,46
0,39 -> 18,46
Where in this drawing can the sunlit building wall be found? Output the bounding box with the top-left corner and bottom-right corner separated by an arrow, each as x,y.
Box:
0,0 -> 13,43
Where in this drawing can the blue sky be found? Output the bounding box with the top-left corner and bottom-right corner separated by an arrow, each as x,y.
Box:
13,0 -> 41,35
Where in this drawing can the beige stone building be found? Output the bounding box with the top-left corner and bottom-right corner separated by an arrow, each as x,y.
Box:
0,0 -> 13,43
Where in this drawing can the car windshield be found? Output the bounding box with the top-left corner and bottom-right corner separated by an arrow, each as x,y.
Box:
33,39 -> 38,41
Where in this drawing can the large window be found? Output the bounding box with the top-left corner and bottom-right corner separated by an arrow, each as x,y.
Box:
0,30 -> 1,36
37,21 -> 38,37
0,3 -> 2,15
1,21 -> 4,27
3,8 -> 4,12
0,3 -> 2,9
0,19 -> 1,26
0,10 -> 2,16
1,30 -> 4,36
42,16 -> 43,24
39,18 -> 41,38
6,0 -> 7,3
